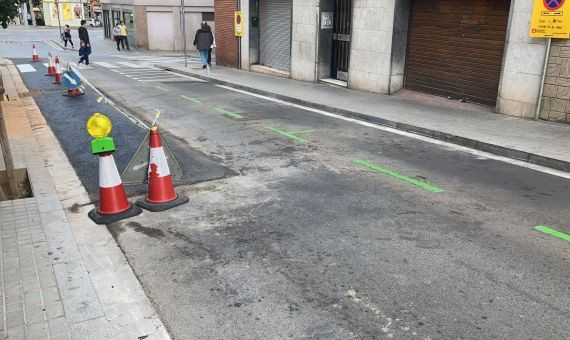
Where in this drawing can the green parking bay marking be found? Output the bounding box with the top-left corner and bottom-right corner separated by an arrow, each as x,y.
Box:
154,85 -> 168,92
352,158 -> 443,193
534,226 -> 570,243
214,107 -> 243,120
265,126 -> 312,143
180,95 -> 201,104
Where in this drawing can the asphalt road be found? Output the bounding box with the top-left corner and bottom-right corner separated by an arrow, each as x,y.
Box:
5,30 -> 570,339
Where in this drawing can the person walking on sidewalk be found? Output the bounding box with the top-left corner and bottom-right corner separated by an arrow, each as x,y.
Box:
193,21 -> 213,70
78,20 -> 91,65
119,21 -> 130,51
78,40 -> 89,66
63,25 -> 74,49
113,22 -> 123,51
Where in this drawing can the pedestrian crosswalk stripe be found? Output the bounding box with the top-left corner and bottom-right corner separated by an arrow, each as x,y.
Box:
43,63 -> 49,67
94,62 -> 118,68
16,64 -> 36,72
117,62 -> 147,68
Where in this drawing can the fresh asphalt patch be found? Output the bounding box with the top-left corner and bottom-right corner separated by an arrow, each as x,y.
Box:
13,58 -> 236,200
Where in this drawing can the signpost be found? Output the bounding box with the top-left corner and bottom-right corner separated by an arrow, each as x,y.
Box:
531,0 -> 570,120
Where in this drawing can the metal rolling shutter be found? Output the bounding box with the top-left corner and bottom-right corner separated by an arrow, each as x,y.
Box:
259,0 -> 292,72
405,0 -> 511,106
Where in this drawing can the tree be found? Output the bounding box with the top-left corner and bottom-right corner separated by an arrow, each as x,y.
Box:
0,0 -> 19,29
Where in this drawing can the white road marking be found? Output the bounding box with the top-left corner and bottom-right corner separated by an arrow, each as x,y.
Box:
93,62 -> 119,69
71,67 -> 149,130
43,63 -> 48,67
16,64 -> 36,72
217,85 -> 570,180
117,61 -> 146,68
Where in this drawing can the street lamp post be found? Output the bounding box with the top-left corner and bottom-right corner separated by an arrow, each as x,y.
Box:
181,0 -> 187,67
55,0 -> 63,42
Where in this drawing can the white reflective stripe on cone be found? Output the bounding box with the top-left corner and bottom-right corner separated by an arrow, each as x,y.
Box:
99,154 -> 123,188
148,146 -> 171,177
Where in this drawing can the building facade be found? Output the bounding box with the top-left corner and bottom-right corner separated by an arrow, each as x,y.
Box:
42,0 -> 86,27
101,0 -> 214,51
215,0 -> 560,122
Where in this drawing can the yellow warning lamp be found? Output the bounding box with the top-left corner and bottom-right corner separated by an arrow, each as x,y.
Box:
86,113 -> 115,154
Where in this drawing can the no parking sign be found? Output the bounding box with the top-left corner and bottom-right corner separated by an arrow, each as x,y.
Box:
530,0 -> 570,38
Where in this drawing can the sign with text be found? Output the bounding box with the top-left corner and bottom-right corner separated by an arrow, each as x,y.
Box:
234,11 -> 244,37
530,0 -> 570,38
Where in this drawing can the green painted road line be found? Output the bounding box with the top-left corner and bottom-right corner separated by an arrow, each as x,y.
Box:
214,107 -> 243,119
154,85 -> 168,92
291,130 -> 315,134
180,95 -> 201,104
265,126 -> 307,143
534,226 -> 570,243
352,158 -> 443,193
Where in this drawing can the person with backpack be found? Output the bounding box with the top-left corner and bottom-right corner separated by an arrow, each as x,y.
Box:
113,22 -> 122,51
193,21 -> 213,69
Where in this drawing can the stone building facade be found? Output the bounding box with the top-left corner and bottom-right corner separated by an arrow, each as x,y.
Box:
540,39 -> 570,123
214,0 -> 566,123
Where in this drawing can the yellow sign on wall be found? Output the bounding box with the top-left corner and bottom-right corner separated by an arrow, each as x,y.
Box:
62,3 -> 73,21
234,11 -> 244,37
530,0 -> 570,38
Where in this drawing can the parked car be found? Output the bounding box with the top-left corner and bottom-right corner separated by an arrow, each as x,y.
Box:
86,18 -> 100,27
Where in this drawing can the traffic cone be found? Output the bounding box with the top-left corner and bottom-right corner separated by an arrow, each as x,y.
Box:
52,57 -> 62,84
88,152 -> 142,224
45,53 -> 55,76
31,44 -> 40,62
136,126 -> 188,212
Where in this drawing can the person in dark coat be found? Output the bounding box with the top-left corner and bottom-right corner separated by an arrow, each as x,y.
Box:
193,21 -> 214,69
78,20 -> 91,65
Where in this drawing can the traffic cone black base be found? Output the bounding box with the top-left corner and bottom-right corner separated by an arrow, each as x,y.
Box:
136,194 -> 188,212
88,204 -> 142,225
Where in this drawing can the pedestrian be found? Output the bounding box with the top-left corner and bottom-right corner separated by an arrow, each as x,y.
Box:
119,21 -> 130,50
193,21 -> 213,69
78,20 -> 91,65
78,40 -> 89,66
63,24 -> 74,49
207,25 -> 215,67
113,22 -> 122,51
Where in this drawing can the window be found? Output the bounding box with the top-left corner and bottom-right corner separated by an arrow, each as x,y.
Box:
202,12 -> 214,21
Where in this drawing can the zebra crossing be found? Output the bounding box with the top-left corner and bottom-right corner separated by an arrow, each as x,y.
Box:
109,66 -> 203,83
15,60 -> 203,83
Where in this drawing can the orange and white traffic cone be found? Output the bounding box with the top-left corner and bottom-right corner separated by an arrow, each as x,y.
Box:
52,57 -> 62,84
31,44 -> 40,62
45,53 -> 55,76
136,126 -> 188,212
88,152 -> 142,224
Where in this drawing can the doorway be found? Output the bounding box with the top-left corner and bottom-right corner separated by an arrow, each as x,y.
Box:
331,0 -> 352,81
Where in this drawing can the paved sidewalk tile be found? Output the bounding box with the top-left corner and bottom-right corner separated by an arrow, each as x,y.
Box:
1,199 -> 71,339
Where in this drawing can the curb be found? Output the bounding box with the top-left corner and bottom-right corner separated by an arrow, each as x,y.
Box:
156,64 -> 570,173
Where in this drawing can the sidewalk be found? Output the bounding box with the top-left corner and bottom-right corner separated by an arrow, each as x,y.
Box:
157,64 -> 570,172
0,60 -> 170,339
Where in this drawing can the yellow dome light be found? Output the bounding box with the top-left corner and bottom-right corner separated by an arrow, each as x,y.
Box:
86,113 -> 112,138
